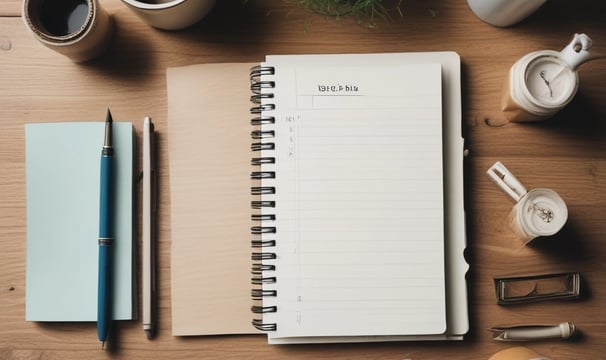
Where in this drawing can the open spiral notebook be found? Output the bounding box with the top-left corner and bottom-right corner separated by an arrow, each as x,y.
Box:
167,52 -> 468,343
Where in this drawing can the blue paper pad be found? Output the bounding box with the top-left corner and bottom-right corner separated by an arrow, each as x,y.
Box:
25,122 -> 134,321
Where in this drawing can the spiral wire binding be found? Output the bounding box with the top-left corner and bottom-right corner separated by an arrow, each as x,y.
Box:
251,187 -> 275,195
251,143 -> 275,151
250,65 -> 278,331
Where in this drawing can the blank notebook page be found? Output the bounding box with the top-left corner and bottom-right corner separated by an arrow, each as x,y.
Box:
259,63 -> 446,339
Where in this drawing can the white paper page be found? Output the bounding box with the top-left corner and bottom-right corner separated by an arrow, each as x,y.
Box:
259,64 -> 446,338
262,52 -> 468,344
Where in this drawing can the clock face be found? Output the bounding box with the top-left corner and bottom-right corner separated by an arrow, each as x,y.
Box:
519,189 -> 567,237
524,55 -> 576,106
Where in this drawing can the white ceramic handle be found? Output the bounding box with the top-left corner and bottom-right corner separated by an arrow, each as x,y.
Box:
487,161 -> 528,202
559,33 -> 593,70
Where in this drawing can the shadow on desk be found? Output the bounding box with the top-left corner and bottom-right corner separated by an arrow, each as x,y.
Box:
34,321 -> 124,352
528,220 -> 591,263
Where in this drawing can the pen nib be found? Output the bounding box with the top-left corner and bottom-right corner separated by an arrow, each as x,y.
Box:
101,340 -> 105,350
103,108 -> 113,150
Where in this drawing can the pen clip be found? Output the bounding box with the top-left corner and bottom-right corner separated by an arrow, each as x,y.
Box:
144,116 -> 157,213
487,161 -> 528,202
150,136 -> 158,215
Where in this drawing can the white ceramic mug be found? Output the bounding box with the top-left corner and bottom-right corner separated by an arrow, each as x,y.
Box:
120,0 -> 216,30
502,34 -> 593,122
487,162 -> 567,244
22,0 -> 114,62
467,0 -> 546,27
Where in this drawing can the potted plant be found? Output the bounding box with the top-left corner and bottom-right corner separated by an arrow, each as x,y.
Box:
296,0 -> 403,27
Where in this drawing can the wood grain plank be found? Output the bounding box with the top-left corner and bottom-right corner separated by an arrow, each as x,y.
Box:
0,0 -> 21,17
2,0 -> 606,359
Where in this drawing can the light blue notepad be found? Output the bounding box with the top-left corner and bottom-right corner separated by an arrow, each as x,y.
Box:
25,122 -> 134,321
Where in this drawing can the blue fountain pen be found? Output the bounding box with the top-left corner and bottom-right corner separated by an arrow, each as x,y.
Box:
98,109 -> 114,349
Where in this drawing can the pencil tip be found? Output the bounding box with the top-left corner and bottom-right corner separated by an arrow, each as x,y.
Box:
101,340 -> 105,350
105,108 -> 113,123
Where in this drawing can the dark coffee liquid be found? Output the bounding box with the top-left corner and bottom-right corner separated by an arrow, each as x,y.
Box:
40,0 -> 89,36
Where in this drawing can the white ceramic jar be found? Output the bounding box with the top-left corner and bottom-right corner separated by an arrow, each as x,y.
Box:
467,0 -> 547,27
501,34 -> 593,122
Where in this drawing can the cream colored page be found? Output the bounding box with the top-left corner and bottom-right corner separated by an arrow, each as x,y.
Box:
261,64 -> 446,338
167,63 -> 258,335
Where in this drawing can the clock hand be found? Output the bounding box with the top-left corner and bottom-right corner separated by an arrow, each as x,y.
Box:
539,70 -> 553,97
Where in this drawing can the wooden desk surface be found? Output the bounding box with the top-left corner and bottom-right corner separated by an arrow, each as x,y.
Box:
1,1 -> 605,358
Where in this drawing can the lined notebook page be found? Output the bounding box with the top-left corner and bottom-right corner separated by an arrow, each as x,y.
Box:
260,64 -> 446,339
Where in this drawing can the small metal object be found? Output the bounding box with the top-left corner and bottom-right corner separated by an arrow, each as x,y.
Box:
491,322 -> 576,341
494,272 -> 581,305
